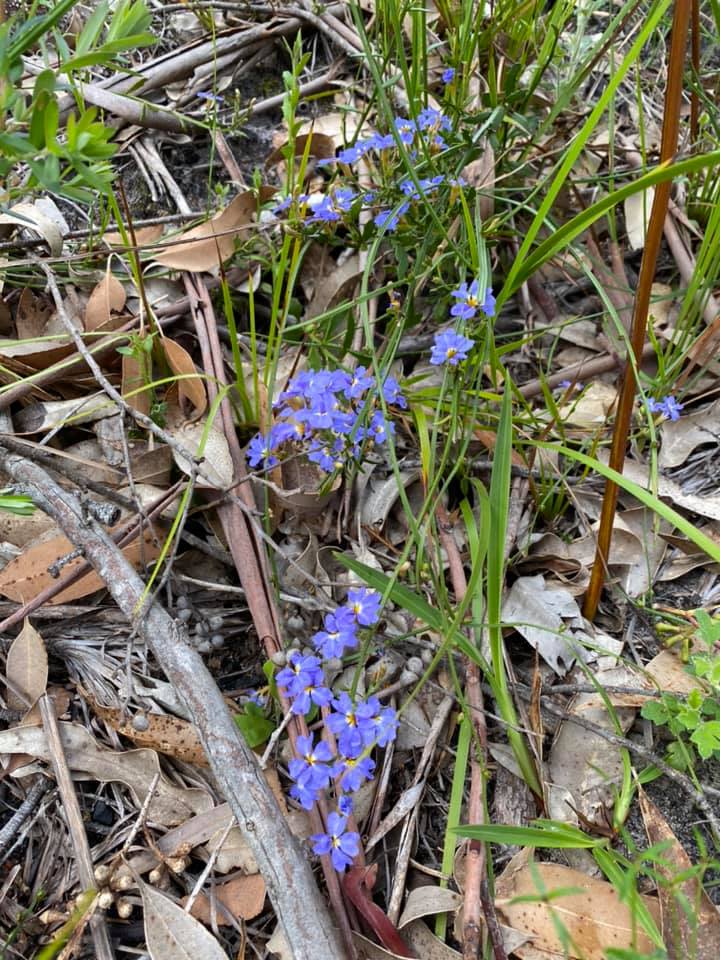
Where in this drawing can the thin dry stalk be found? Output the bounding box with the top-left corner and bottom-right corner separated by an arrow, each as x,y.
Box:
584,0 -> 692,620
38,695 -> 114,960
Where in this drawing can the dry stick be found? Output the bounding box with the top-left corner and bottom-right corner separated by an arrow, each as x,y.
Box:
3,451 -> 344,960
518,342 -> 658,400
434,506 -> 506,960
0,778 -> 49,861
38,695 -> 113,960
583,0 -> 692,621
184,274 -> 357,958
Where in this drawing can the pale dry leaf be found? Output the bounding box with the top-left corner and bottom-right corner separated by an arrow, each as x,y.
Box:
559,381 -> 617,429
15,287 -> 53,340
547,665 -> 639,831
0,722 -> 212,825
366,782 -> 425,851
0,201 -> 64,256
495,862 -> 659,959
658,398 -> 720,469
84,271 -> 126,331
398,886 -> 463,928
644,649 -> 706,696
267,925 -> 293,959
600,451 -> 720,523
0,527 -> 162,605
152,192 -> 266,272
638,789 -> 720,960
501,574 -> 590,674
5,619 -> 48,712
160,337 -> 207,418
183,873 -> 266,925
140,880 -> 228,960
624,188 -> 655,250
0,506 -> 55,549
13,392 -> 117,433
404,920 -> 461,959
168,417 -> 234,489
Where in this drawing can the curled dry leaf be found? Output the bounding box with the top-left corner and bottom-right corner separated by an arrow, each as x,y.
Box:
84,689 -> 207,765
140,879 -> 228,960
168,415 -> 234,489
495,860 -> 659,959
103,224 -> 164,247
84,270 -> 127,331
0,722 -> 212,825
152,190 -> 272,273
160,337 -> 207,418
5,619 -> 48,713
0,201 -> 64,256
397,886 -> 463,928
638,789 -> 720,960
0,526 -> 162,605
13,392 -> 117,433
182,873 -> 266,925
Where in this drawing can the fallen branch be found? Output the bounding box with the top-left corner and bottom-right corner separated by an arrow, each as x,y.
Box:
0,447 -> 345,960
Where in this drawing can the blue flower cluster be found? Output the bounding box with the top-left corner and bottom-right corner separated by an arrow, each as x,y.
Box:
317,108 -> 451,169
429,279 -> 495,367
275,586 -> 399,871
647,394 -> 684,421
246,367 -> 407,473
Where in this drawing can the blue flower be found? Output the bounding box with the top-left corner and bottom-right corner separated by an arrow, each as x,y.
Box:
367,133 -> 395,151
247,433 -> 279,469
326,693 -> 374,757
450,280 -> 495,320
374,202 -> 410,232
338,794 -> 354,816
344,366 -> 375,400
648,395 -> 684,421
417,107 -> 451,132
247,689 -> 266,707
442,66 -> 455,84
334,753 -> 375,792
394,116 -> 417,145
312,608 -> 358,659
367,409 -> 393,443
382,376 -> 407,408
289,778 -> 321,810
307,196 -> 342,223
334,187 -> 356,211
361,696 -> 399,747
273,195 -> 293,215
289,735 -> 334,790
346,587 -> 382,627
430,330 -> 474,366
311,811 -> 360,871
307,439 -> 337,473
277,652 -> 332,715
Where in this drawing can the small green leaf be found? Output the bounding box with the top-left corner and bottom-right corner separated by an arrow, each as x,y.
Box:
690,721 -> 720,760
640,700 -> 670,725
234,702 -> 274,749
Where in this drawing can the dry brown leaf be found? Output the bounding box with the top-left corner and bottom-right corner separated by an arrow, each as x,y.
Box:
140,880 -> 228,960
495,861 -> 659,958
84,270 -> 127,331
5,619 -> 48,712
397,886 -> 462,928
461,140 -> 495,221
265,132 -> 336,169
644,649 -> 706,696
122,351 -> 151,416
161,337 -> 207,418
103,224 -> 164,247
0,505 -> 56,548
84,690 -> 207,765
0,722 -> 212,825
152,191 -> 271,272
658,398 -> 720,469
183,874 -> 266,925
559,381 -> 617,429
13,392 -> 116,433
15,288 -> 54,340
0,526 -> 161,604
638,789 -> 720,959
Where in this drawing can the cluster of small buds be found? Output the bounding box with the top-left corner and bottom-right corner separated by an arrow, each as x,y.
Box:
647,394 -> 684,421
246,367 -> 407,473
275,587 -> 399,871
430,280 -> 496,367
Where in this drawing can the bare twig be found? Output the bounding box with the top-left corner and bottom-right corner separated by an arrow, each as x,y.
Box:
0,778 -> 50,861
38,695 -> 114,960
